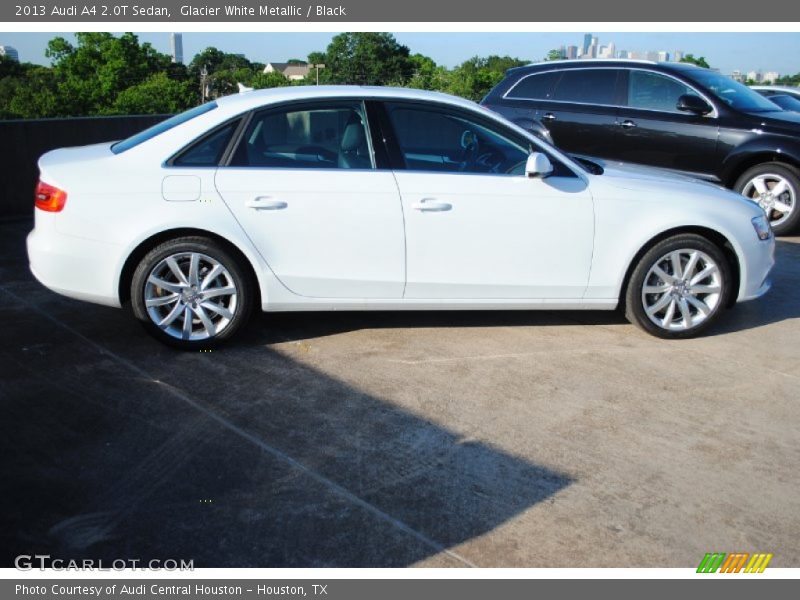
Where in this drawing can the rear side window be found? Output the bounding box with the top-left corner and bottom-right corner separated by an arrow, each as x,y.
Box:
171,120 -> 239,167
111,101 -> 218,154
506,71 -> 560,100
230,102 -> 373,169
552,69 -> 620,105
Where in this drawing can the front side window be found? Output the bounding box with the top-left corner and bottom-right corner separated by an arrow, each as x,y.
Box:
230,102 -> 373,169
627,71 -> 697,113
384,103 -> 530,175
506,71 -> 561,100
551,69 -> 620,105
687,69 -> 779,112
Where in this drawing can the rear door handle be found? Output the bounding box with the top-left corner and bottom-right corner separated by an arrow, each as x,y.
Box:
412,198 -> 452,212
542,112 -> 556,121
618,119 -> 637,129
245,196 -> 287,210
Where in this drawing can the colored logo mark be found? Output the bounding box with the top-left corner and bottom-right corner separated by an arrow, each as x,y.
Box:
697,552 -> 773,573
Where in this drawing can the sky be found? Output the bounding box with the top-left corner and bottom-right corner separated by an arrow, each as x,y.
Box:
1,32 -> 798,76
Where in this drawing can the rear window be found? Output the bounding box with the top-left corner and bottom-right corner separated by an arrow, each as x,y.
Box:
552,69 -> 620,105
111,102 -> 218,154
506,71 -> 560,100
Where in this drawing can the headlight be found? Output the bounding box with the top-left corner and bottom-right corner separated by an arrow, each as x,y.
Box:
751,215 -> 772,241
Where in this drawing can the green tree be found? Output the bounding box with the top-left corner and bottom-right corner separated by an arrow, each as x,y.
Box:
680,54 -> 711,69
545,48 -> 564,61
45,32 -> 176,115
406,53 -> 450,91
109,72 -> 196,115
775,73 -> 800,86
314,32 -> 414,86
4,67 -> 60,118
445,55 -> 528,101
250,71 -> 292,89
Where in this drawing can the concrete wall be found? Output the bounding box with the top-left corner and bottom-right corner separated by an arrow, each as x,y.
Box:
0,114 -> 169,218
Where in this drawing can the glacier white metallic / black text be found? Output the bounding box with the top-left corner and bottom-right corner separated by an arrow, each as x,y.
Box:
27,87 -> 774,347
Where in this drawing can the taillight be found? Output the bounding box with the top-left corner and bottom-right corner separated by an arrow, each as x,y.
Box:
34,180 -> 67,212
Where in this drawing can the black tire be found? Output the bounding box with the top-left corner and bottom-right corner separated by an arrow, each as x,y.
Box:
733,162 -> 800,236
130,236 -> 254,349
624,234 -> 733,339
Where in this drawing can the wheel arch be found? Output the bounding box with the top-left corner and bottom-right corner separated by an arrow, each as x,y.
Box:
619,226 -> 741,310
722,148 -> 800,189
117,227 -> 263,307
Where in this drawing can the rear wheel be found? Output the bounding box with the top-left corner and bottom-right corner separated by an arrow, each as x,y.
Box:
131,237 -> 253,349
734,162 -> 800,235
625,234 -> 732,339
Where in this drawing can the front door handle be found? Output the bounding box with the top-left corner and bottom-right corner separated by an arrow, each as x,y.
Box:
618,119 -> 637,129
542,112 -> 556,121
412,198 -> 452,212
245,196 -> 288,210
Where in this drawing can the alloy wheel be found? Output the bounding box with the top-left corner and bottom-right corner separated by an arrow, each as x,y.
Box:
144,252 -> 238,341
742,172 -> 796,228
641,249 -> 723,332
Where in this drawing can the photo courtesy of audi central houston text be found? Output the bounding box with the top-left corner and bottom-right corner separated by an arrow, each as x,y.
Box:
1,30 -> 799,571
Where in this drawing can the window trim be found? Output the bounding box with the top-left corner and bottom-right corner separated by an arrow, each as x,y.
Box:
221,99 -> 379,171
503,67 -> 719,119
164,115 -> 246,168
378,99 -> 581,179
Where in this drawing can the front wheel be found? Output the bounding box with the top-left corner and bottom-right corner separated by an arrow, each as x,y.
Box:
130,237 -> 254,349
734,162 -> 800,235
625,234 -> 732,339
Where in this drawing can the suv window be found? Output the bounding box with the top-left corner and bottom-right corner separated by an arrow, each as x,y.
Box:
172,120 -> 239,166
506,71 -> 560,100
552,69 -> 620,105
230,102 -> 373,169
628,71 -> 696,112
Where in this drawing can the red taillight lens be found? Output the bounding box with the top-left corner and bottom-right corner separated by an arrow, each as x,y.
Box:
34,180 -> 67,212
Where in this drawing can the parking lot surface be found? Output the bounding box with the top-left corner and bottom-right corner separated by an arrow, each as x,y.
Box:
1,218 -> 798,567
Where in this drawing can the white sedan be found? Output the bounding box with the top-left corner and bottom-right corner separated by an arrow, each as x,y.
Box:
27,86 -> 774,347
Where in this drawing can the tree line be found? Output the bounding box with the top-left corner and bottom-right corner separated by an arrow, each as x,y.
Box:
2,33 -> 794,119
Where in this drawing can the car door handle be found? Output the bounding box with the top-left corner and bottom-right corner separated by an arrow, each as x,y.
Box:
412,198 -> 452,212
618,119 -> 637,129
245,196 -> 287,210
542,112 -> 556,121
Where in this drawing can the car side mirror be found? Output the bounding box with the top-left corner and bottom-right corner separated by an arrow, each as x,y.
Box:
525,152 -> 553,178
676,94 -> 713,115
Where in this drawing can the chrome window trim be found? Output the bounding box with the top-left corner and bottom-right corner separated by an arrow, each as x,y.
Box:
502,66 -> 719,119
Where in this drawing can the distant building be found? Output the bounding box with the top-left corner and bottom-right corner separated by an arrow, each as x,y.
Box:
731,70 -> 744,82
170,33 -> 183,64
747,70 -> 760,82
0,45 -> 19,62
264,62 -> 311,81
762,71 -> 780,84
657,51 -> 669,62
673,50 -> 684,62
582,33 -> 592,56
565,45 -> 578,59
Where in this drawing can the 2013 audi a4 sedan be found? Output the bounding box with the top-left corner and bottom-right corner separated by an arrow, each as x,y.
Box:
27,86 -> 774,348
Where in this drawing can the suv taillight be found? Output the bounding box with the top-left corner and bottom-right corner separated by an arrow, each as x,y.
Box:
35,180 -> 67,212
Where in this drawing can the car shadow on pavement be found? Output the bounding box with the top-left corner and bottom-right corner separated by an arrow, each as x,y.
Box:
0,222 -> 572,568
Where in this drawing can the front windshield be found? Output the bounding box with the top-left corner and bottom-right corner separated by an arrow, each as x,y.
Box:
688,70 -> 782,113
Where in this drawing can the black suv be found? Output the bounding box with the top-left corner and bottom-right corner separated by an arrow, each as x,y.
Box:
482,60 -> 800,234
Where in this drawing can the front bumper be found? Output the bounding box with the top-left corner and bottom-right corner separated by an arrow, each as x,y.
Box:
737,236 -> 775,303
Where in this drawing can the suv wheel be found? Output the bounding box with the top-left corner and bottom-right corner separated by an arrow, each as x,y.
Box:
734,162 -> 800,235
131,237 -> 254,349
625,234 -> 731,339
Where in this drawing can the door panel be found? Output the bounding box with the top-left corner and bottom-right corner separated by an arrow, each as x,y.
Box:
395,172 -> 594,299
214,101 -> 405,299
611,70 -> 719,176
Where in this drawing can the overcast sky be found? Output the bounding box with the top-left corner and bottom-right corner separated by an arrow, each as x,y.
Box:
2,32 -> 798,75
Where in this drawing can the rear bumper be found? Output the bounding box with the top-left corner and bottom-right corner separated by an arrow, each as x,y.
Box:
27,216 -> 123,308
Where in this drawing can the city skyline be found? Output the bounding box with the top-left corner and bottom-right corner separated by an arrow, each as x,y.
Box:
0,32 -> 797,76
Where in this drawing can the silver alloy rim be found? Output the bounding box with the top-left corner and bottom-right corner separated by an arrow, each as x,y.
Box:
742,173 -> 796,228
144,252 -> 238,341
641,249 -> 722,332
